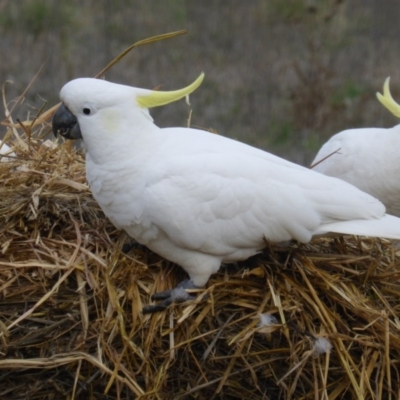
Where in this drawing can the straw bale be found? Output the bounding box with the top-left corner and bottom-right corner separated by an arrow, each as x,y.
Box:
1,121 -> 400,400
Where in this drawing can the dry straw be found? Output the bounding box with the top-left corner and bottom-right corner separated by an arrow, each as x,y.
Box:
1,32 -> 400,400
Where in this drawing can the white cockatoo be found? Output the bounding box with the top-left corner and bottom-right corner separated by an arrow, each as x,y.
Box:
52,74 -> 400,313
311,77 -> 400,216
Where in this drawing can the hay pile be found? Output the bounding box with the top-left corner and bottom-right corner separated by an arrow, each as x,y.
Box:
1,121 -> 400,400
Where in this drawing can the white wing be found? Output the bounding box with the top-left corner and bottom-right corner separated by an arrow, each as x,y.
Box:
134,128 -> 386,250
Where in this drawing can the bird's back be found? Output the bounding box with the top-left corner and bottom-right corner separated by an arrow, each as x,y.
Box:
312,125 -> 400,215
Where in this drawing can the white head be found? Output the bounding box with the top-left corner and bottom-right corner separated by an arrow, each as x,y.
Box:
52,73 -> 205,141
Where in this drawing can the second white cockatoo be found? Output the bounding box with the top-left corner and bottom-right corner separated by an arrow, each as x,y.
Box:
312,78 -> 400,216
52,74 -> 400,313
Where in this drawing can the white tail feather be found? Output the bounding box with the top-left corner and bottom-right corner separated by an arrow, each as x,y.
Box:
315,215 -> 400,240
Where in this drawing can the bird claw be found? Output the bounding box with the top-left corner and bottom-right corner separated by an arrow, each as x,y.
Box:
143,279 -> 198,314
151,288 -> 175,301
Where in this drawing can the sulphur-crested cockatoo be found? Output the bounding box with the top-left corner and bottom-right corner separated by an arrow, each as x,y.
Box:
312,77 -> 400,216
52,74 -> 400,313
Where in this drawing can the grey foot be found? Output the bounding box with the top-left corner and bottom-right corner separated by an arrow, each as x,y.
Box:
142,279 -> 198,314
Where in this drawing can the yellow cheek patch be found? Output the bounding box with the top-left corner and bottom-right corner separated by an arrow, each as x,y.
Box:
376,77 -> 400,118
100,109 -> 121,133
137,72 -> 204,109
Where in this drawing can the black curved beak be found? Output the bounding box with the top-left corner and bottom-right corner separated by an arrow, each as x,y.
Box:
52,104 -> 82,140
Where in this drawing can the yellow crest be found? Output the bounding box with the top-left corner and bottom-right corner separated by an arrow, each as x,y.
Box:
376,77 -> 400,118
137,73 -> 204,109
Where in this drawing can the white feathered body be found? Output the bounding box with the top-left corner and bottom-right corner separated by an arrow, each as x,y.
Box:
83,116 -> 397,286
312,125 -> 400,216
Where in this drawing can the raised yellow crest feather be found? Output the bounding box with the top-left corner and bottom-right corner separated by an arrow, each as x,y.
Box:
376,77 -> 400,118
137,73 -> 204,109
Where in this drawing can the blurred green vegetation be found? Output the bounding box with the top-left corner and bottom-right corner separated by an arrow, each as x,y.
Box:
0,0 -> 399,165
0,1 -> 74,36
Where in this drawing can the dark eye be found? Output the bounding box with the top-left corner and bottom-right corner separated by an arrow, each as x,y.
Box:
83,108 -> 91,115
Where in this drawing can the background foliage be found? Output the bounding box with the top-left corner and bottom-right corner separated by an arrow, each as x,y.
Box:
1,0 -> 399,164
